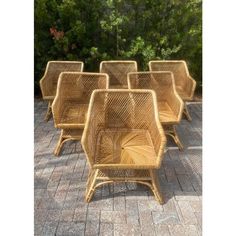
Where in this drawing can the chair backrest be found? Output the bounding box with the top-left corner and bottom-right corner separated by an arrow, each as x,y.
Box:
99,61 -> 137,88
41,61 -> 84,97
128,71 -> 175,102
56,72 -> 109,103
149,60 -> 189,87
88,89 -> 160,130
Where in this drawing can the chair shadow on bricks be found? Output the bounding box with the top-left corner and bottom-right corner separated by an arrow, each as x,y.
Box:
56,140 -> 84,156
167,122 -> 202,149
160,148 -> 202,202
166,103 -> 202,149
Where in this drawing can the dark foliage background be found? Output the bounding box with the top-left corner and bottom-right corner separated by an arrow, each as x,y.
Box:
35,0 -> 202,95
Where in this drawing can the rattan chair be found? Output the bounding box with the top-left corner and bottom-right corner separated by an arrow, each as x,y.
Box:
99,60 -> 137,89
149,60 -> 196,121
128,71 -> 184,150
52,72 -> 109,156
81,89 -> 166,203
40,61 -> 84,121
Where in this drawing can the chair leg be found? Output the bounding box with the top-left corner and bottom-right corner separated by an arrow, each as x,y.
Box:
54,130 -> 65,156
149,169 -> 164,204
183,103 -> 192,121
44,101 -> 52,122
165,125 -> 183,151
85,169 -> 99,203
172,126 -> 184,150
54,129 -> 83,156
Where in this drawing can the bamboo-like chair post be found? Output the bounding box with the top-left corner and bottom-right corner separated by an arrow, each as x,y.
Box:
52,72 -> 109,156
81,89 -> 166,203
99,60 -> 137,89
148,60 -> 196,121
128,71 -> 184,150
40,61 -> 84,121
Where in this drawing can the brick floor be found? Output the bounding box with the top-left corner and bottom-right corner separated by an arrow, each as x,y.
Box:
34,99 -> 202,236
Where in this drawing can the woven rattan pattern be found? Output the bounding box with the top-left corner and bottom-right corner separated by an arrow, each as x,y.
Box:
100,61 -> 137,88
148,60 -> 196,101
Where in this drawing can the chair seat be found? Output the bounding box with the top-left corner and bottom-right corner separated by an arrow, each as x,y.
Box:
58,102 -> 88,128
158,101 -> 178,124
176,86 -> 191,100
95,129 -> 157,166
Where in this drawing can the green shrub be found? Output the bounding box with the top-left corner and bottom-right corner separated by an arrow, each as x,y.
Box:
35,0 -> 202,95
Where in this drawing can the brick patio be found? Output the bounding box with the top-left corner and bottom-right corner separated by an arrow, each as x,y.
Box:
34,99 -> 202,236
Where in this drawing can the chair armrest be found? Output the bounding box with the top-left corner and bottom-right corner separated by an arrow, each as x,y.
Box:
81,111 -> 100,168
167,90 -> 184,123
81,90 -> 104,167
149,121 -> 166,168
185,76 -> 196,99
39,74 -> 48,98
51,95 -> 63,127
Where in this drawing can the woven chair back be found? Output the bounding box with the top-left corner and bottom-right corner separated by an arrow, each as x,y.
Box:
100,61 -> 137,88
57,72 -> 109,103
128,71 -> 176,101
149,61 -> 189,88
42,61 -> 84,97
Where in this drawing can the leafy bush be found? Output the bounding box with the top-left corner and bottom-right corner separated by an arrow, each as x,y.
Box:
35,0 -> 202,95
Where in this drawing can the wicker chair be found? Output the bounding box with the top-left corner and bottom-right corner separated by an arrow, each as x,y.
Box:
149,60 -> 196,121
99,60 -> 137,89
52,72 -> 109,156
81,89 -> 166,203
40,61 -> 84,121
128,71 -> 184,150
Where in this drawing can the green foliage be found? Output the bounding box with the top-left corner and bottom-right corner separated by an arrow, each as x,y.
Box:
35,0 -> 202,95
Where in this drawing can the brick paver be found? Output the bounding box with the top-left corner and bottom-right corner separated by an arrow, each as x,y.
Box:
34,100 -> 202,236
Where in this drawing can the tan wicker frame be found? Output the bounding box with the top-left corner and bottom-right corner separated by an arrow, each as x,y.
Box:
99,60 -> 137,89
52,72 -> 109,156
149,60 -> 196,121
81,89 -> 166,203
128,71 -> 184,150
40,61 -> 84,121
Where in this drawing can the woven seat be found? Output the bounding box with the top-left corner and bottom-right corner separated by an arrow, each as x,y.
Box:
96,129 -> 157,165
81,89 -> 166,203
40,61 -> 84,121
149,60 -> 196,121
99,60 -> 137,89
58,102 -> 88,127
52,72 -> 109,156
128,71 -> 184,150
157,101 -> 178,123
